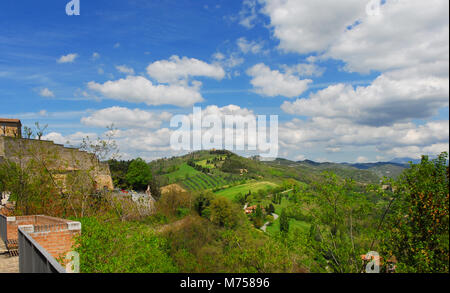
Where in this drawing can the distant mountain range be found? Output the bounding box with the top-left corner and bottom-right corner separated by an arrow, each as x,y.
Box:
388,157 -> 422,164
293,159 -> 409,179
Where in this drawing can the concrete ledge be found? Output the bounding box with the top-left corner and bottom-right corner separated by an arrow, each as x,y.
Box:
18,225 -> 34,233
6,216 -> 16,222
67,222 -> 81,231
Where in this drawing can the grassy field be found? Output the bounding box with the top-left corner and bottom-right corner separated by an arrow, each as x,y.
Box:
266,217 -> 311,236
214,181 -> 278,200
265,197 -> 311,236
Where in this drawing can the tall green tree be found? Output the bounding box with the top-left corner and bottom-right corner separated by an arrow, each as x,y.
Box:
381,152 -> 449,273
126,158 -> 152,191
209,197 -> 240,228
279,208 -> 289,234
306,172 -> 372,273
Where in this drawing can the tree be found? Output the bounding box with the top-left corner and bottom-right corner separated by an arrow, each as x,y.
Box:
23,126 -> 33,139
148,176 -> 161,200
34,122 -> 48,140
108,159 -> 132,189
267,203 -> 275,214
234,193 -> 246,205
381,152 -> 449,273
305,172 -> 373,273
279,208 -> 289,234
79,124 -> 120,161
126,158 -> 152,191
194,192 -> 213,217
209,197 -> 240,228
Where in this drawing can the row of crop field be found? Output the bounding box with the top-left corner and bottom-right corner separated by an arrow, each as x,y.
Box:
181,173 -> 239,191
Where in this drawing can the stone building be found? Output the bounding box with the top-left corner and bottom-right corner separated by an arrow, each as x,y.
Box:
0,118 -> 22,138
0,119 -> 113,190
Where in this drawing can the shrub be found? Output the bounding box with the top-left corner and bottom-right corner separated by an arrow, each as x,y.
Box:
382,152 -> 449,273
209,197 -> 241,228
75,217 -> 177,273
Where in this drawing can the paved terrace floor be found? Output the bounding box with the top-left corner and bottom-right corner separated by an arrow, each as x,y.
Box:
0,241 -> 18,273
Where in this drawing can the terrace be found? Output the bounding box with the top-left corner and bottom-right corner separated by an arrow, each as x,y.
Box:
0,214 -> 81,273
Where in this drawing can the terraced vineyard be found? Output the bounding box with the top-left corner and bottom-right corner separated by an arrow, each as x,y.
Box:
180,173 -> 239,191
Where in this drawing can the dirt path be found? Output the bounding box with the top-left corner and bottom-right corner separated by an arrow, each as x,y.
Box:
155,217 -> 190,234
260,213 -> 278,232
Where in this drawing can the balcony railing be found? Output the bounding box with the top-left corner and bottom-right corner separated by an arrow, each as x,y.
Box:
18,226 -> 66,273
0,214 -> 7,243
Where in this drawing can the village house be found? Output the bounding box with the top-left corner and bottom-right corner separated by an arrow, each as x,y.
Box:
245,205 -> 265,215
0,118 -> 22,138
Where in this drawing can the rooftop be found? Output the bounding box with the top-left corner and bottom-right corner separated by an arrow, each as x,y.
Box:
0,118 -> 21,124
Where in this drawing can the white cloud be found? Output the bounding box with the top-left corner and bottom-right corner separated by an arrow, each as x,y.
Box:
356,156 -> 369,163
87,75 -> 203,107
115,65 -> 135,75
281,73 -> 449,126
237,37 -> 266,54
294,154 -> 306,161
92,52 -> 100,60
146,55 -> 225,83
279,118 -> 449,159
81,106 -> 172,129
239,0 -> 259,29
38,110 -> 48,117
247,63 -> 312,98
113,43 -> 120,48
57,53 -> 78,63
326,147 -> 341,153
326,0 -> 449,74
260,0 -> 367,54
281,63 -> 325,77
42,131 -> 96,146
39,88 -> 55,97
213,52 -> 225,61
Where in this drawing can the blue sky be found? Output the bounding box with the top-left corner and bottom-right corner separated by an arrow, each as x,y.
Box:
0,0 -> 448,162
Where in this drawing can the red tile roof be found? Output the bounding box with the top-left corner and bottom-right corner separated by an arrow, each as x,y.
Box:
0,118 -> 21,123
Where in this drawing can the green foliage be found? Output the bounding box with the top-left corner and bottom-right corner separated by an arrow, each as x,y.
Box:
149,176 -> 161,200
108,159 -> 132,189
163,215 -> 297,273
381,152 -> 449,273
305,172 -> 373,273
267,203 -> 275,214
126,158 -> 152,191
279,208 -> 290,234
74,217 -> 177,273
194,192 -> 214,217
209,197 -> 241,228
156,189 -> 192,219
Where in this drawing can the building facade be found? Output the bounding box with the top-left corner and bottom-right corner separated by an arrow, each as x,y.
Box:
0,118 -> 22,138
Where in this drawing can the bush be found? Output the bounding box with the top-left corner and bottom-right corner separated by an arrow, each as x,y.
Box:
209,197 -> 241,228
75,217 -> 177,273
157,189 -> 192,219
382,152 -> 449,273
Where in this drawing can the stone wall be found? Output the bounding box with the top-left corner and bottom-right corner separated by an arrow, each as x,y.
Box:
0,136 -> 114,190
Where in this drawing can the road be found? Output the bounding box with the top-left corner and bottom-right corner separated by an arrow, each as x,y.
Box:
260,213 -> 279,232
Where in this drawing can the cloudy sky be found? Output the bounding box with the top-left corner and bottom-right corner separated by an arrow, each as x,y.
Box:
0,0 -> 448,162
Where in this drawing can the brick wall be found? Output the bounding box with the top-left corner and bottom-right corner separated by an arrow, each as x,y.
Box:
28,227 -> 80,260
6,215 -> 81,261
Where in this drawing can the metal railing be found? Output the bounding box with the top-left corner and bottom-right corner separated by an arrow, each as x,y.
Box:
18,226 -> 66,273
0,214 -> 6,243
